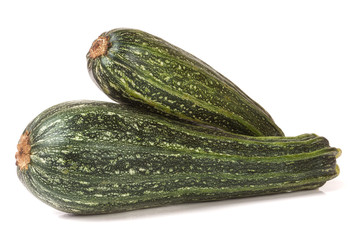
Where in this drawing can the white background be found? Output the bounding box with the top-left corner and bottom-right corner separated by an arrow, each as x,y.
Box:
1,0 -> 359,239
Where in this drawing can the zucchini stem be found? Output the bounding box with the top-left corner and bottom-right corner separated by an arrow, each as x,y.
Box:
88,35 -> 110,59
15,130 -> 31,171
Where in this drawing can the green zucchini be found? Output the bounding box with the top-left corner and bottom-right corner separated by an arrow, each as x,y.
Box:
16,100 -> 339,215
87,28 -> 284,136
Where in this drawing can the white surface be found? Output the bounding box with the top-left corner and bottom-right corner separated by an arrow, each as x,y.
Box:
1,0 -> 359,239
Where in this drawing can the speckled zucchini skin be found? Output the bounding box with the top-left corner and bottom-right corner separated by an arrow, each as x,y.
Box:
17,101 -> 339,215
87,28 -> 284,136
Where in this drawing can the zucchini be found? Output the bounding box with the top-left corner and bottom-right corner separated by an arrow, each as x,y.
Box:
87,28 -> 284,136
16,101 -> 340,215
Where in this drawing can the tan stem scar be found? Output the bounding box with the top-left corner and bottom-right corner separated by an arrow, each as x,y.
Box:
88,35 -> 110,59
15,130 -> 31,171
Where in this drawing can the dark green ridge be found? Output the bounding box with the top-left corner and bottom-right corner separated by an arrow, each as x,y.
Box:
31,144 -> 337,181
21,152 -> 336,208
20,163 -> 335,214
96,52 -> 266,136
105,28 -> 271,114
96,43 -> 269,135
28,154 -> 336,198
87,28 -> 284,136
29,102 -> 329,157
17,101 -> 340,215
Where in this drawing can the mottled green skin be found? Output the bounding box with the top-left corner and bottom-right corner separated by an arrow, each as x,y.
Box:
17,101 -> 339,215
87,28 -> 284,136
